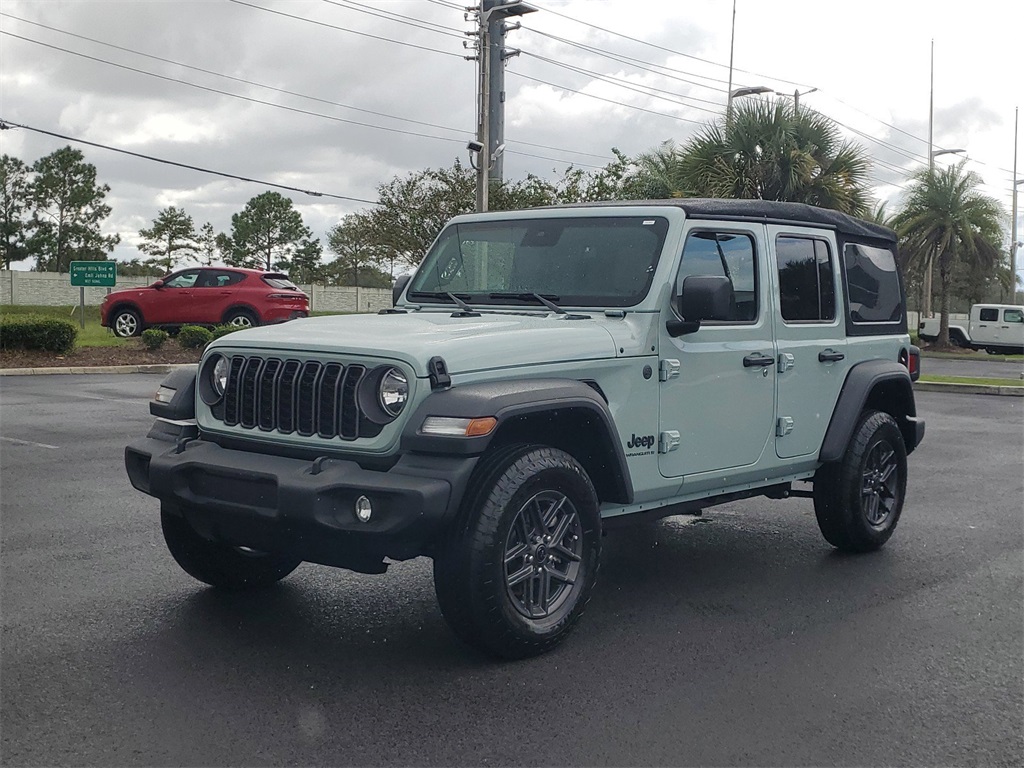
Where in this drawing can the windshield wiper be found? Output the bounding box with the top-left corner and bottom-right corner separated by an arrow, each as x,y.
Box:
408,291 -> 480,316
489,292 -> 565,314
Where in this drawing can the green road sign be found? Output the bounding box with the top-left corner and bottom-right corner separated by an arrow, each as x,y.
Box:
70,261 -> 117,287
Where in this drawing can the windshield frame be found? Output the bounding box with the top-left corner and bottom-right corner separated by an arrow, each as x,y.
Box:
408,214 -> 670,309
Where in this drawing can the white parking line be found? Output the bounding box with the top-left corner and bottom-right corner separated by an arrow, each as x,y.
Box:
0,436 -> 60,450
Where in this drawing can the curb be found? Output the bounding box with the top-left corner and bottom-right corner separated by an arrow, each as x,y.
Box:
914,381 -> 1024,397
0,363 -> 196,377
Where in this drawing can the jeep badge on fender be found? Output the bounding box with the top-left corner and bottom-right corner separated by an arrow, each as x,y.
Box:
126,199 -> 924,660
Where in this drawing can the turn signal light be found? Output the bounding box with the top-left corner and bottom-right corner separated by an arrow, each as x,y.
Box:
420,416 -> 498,437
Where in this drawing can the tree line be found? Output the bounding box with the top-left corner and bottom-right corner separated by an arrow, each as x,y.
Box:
1,99 -> 1013,336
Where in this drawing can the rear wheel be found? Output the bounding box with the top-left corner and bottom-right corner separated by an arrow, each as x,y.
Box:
813,410 -> 907,553
224,308 -> 258,329
433,445 -> 601,659
161,507 -> 301,589
112,308 -> 142,337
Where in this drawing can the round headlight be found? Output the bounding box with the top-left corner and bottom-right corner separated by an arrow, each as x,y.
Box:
212,355 -> 229,396
378,367 -> 408,417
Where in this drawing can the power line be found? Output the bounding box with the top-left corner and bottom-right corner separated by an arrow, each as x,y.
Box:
509,70 -> 707,127
228,0 -> 464,58
519,50 -> 725,114
320,0 -> 464,39
0,13 -> 612,165
0,30 -> 470,144
522,27 -> 734,93
0,118 -> 381,204
524,0 -> 814,90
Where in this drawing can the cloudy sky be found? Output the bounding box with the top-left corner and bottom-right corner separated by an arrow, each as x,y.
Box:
1,0 -> 1021,280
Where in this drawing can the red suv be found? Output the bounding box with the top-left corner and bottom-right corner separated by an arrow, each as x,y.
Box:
101,267 -> 309,338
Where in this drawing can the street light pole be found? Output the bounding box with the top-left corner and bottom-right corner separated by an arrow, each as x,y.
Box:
726,0 -> 736,122
1011,105 -> 1020,303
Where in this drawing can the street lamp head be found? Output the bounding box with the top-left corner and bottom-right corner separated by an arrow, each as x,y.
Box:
930,148 -> 966,158
730,86 -> 774,99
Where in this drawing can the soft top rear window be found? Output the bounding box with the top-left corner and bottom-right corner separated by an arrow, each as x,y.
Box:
262,274 -> 299,290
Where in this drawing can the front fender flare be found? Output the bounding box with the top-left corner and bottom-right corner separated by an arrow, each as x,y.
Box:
402,378 -> 633,504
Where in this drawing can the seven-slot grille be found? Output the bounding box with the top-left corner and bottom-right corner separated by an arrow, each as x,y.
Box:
217,356 -> 368,440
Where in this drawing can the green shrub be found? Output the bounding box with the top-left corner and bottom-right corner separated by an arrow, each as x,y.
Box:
0,314 -> 78,354
210,324 -> 243,342
141,328 -> 169,350
177,325 -> 213,349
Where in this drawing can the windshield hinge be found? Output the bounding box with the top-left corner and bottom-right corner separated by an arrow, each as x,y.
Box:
428,356 -> 452,390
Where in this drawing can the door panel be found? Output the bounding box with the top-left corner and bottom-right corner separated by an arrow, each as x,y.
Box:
658,225 -> 776,478
768,226 -> 848,459
144,270 -> 200,324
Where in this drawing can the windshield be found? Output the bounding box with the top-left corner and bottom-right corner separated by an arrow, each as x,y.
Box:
408,216 -> 669,307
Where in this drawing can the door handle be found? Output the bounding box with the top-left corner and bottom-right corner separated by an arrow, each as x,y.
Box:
743,352 -> 775,367
818,349 -> 845,363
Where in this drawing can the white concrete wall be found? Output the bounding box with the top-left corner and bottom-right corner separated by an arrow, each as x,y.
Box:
0,271 -> 392,314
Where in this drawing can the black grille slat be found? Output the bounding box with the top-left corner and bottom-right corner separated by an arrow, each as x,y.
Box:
239,357 -> 264,428
222,356 -> 246,426
215,355 -> 374,442
296,361 -> 323,437
277,360 -> 301,434
340,365 -> 365,439
317,363 -> 344,438
258,358 -> 282,431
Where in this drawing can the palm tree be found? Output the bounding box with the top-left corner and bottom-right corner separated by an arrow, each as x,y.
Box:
893,161 -> 1004,347
637,99 -> 873,216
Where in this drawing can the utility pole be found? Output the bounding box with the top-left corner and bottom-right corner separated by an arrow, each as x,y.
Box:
468,0 -> 535,212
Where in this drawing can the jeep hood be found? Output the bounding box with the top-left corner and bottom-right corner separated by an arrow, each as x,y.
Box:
211,312 -> 620,376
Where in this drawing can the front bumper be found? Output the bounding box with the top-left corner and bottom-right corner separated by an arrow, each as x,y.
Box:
125,430 -> 477,571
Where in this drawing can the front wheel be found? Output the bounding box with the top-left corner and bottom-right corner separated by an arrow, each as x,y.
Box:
161,507 -> 301,589
813,410 -> 907,553
433,445 -> 601,659
112,308 -> 142,337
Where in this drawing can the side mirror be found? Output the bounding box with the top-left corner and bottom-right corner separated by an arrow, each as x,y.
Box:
392,274 -> 411,306
666,275 -> 733,337
151,279 -> 165,289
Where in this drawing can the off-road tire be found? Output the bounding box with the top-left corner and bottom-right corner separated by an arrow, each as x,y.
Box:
224,308 -> 259,329
161,507 -> 301,589
813,410 -> 907,553
112,307 -> 142,338
433,444 -> 601,660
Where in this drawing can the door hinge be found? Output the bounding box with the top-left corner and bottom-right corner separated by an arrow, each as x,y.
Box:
659,359 -> 680,381
659,430 -> 680,453
776,416 -> 794,437
778,353 -> 795,373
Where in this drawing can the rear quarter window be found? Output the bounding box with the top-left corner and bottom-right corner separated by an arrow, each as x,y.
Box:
262,274 -> 299,290
843,243 -> 903,325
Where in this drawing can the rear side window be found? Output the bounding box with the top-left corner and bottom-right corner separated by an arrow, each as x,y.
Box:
776,236 -> 835,323
843,243 -> 903,324
978,308 -> 999,322
262,274 -> 299,290
677,230 -> 758,322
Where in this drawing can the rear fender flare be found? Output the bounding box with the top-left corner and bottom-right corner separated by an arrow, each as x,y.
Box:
820,360 -> 920,461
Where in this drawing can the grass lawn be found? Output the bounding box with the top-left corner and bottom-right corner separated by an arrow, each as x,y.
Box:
1,304 -> 132,348
919,374 -> 1024,387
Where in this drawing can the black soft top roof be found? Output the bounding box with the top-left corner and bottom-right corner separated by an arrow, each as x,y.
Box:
543,198 -> 896,244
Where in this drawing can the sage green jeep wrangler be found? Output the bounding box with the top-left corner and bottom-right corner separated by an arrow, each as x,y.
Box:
126,199 -> 924,659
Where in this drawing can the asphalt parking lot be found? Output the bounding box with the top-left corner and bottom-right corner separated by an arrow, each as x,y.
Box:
1,374 -> 1021,766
